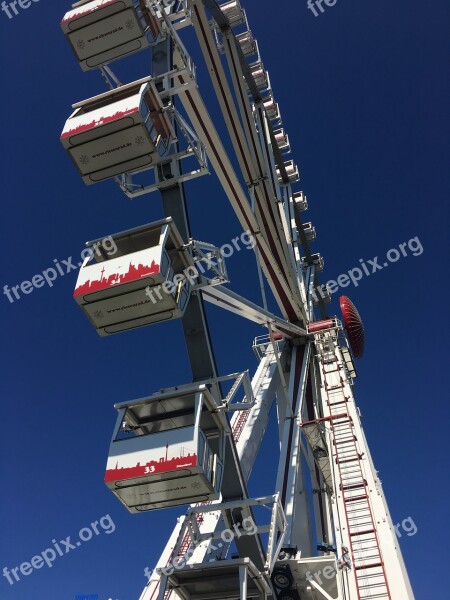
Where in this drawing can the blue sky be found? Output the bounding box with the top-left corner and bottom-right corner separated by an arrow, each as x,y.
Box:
0,0 -> 448,598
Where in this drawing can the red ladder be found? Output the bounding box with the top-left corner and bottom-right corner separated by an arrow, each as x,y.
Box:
322,359 -> 392,600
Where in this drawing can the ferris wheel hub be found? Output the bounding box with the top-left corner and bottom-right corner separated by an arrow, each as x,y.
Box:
339,296 -> 365,359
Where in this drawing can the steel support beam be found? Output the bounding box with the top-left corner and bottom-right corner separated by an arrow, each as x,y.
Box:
152,36 -> 222,389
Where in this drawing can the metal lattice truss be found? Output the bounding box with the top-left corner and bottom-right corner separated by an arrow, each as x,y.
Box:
300,418 -> 333,494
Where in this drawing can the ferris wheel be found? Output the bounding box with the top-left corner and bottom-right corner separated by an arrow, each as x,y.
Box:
60,1 -> 415,599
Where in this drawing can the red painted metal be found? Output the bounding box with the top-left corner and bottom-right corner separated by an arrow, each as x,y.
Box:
307,318 -> 337,334
322,358 -> 392,600
339,296 -> 365,358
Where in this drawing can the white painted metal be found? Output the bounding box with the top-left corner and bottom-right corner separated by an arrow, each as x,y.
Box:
312,328 -> 415,600
139,345 -> 283,600
165,2 -> 305,322
178,495 -> 287,573
201,284 -> 306,338
218,24 -> 302,305
275,344 -> 314,557
217,26 -> 306,324
60,0 -> 416,598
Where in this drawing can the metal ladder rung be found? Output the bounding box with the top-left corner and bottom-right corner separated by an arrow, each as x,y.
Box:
341,481 -> 367,491
337,456 -> 361,464
354,561 -> 384,571
322,366 -> 392,600
334,437 -> 357,445
341,478 -> 365,488
332,419 -> 353,426
344,494 -> 369,503
323,367 -> 342,374
329,399 -> 349,407
350,528 -> 375,536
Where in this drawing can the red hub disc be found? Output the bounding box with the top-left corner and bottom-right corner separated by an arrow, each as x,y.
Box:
339,296 -> 365,358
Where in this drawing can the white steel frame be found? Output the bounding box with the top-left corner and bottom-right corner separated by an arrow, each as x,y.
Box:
61,0 -> 416,599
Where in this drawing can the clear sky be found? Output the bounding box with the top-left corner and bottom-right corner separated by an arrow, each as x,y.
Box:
0,0 -> 448,599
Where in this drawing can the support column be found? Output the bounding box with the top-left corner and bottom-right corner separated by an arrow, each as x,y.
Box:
152,36 -> 221,390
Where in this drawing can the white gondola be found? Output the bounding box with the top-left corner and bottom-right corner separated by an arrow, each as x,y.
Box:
263,95 -> 280,121
277,160 -> 300,183
301,252 -> 324,273
236,30 -> 257,57
61,77 -> 174,185
219,0 -> 245,27
302,222 -> 316,242
273,128 -> 290,153
73,218 -> 194,336
250,61 -> 269,91
293,190 -> 308,213
105,384 -> 229,512
61,0 -> 163,71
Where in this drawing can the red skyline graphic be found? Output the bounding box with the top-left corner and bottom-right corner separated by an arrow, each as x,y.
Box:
61,107 -> 139,139
104,452 -> 197,483
74,260 -> 160,297
62,0 -> 117,24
